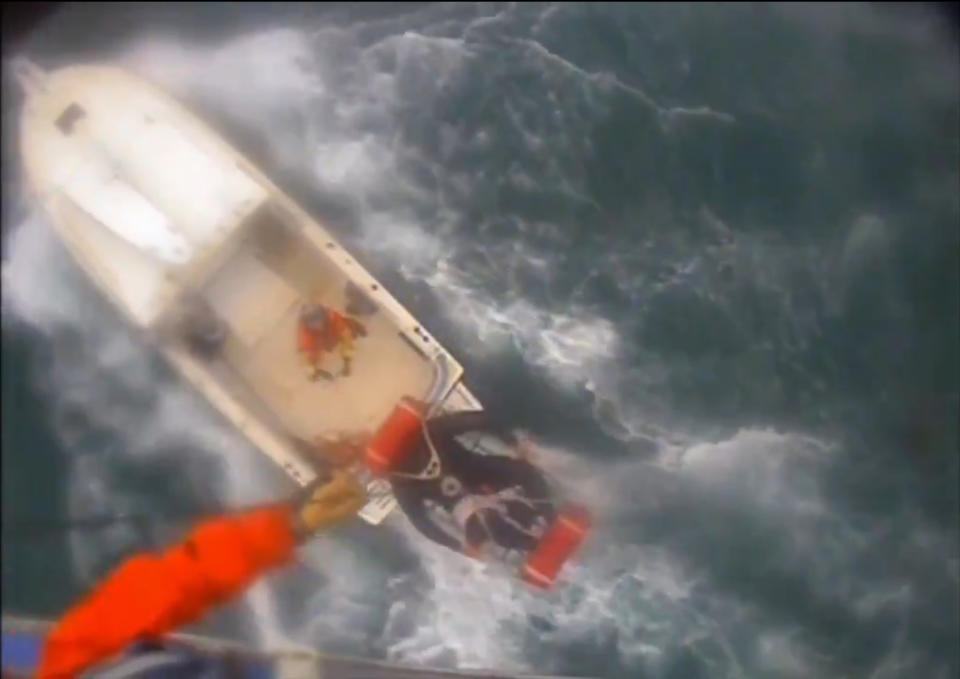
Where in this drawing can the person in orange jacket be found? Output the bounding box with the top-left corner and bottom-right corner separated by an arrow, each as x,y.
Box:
37,470 -> 366,679
297,301 -> 367,381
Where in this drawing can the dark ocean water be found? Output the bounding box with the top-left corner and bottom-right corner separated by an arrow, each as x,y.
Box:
2,3 -> 958,678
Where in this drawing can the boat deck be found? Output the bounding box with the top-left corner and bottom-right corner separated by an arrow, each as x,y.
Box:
167,203 -> 436,447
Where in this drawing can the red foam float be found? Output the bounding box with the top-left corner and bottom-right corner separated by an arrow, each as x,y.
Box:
521,505 -> 592,589
365,398 -> 424,475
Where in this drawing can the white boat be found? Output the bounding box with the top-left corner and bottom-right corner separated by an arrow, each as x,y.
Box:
12,58 -> 484,524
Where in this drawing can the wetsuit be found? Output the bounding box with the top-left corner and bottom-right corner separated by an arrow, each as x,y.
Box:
388,410 -> 555,554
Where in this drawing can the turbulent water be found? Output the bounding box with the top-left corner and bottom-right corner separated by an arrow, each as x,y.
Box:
2,3 -> 958,678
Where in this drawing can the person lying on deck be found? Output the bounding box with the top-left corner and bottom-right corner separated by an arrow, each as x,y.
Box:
296,300 -> 367,381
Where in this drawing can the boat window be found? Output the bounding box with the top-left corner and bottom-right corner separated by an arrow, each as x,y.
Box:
62,161 -> 191,264
55,103 -> 86,135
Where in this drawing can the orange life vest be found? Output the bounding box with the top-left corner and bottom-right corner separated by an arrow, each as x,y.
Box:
297,307 -> 354,356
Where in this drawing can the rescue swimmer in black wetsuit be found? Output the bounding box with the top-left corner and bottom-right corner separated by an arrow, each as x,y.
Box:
388,408 -> 556,559
307,405 -> 557,560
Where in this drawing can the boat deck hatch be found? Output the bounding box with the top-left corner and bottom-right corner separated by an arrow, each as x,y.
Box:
55,103 -> 86,134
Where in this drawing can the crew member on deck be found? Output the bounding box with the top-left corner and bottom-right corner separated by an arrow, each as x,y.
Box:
296,300 -> 367,381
